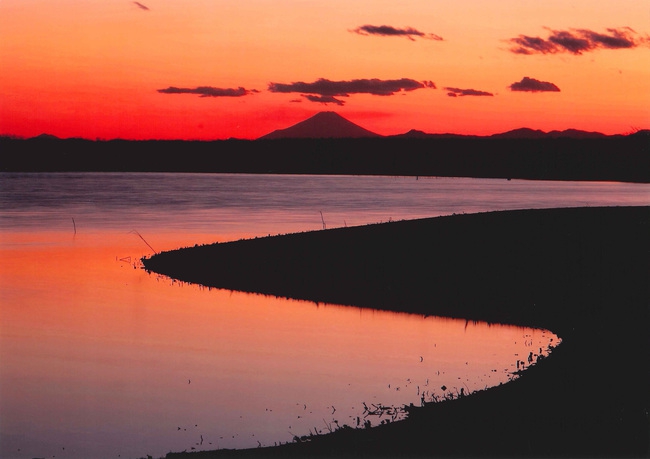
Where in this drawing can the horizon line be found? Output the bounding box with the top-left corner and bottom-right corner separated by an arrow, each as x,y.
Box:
2,127 -> 646,142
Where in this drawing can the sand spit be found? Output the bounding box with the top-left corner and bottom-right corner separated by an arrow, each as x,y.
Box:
143,206 -> 649,457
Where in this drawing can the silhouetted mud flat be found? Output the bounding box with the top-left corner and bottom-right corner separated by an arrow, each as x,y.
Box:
143,206 -> 649,458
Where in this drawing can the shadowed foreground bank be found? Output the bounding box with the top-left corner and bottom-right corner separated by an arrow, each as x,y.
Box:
143,207 -> 649,458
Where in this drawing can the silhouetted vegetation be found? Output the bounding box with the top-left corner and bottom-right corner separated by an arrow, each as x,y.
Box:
1,135 -> 648,182
144,206 -> 649,458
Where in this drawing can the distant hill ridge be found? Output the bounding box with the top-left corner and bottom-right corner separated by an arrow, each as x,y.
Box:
490,127 -> 607,139
258,112 -> 613,140
13,113 -> 644,140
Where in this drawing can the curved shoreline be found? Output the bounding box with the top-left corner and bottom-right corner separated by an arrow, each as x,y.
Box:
143,206 -> 649,457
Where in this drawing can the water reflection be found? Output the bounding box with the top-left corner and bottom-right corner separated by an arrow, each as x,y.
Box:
0,230 -> 559,459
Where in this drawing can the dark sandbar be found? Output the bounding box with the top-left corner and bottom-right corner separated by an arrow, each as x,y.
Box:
143,206 -> 649,457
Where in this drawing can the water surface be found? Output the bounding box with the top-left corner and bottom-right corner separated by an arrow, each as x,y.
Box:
2,173 -> 648,235
2,173 -> 647,459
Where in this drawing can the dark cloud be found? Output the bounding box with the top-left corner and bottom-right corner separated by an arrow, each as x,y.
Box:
351,25 -> 443,41
444,87 -> 493,97
509,77 -> 560,92
547,30 -> 591,54
268,78 -> 433,97
509,35 -> 556,54
302,95 -> 346,106
580,28 -> 638,49
133,2 -> 150,11
157,86 -> 257,97
508,27 -> 644,55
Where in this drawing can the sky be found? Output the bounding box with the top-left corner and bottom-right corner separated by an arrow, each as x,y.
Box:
1,0 -> 649,140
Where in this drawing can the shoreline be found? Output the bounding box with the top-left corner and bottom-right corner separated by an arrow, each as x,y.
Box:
143,206 -> 649,457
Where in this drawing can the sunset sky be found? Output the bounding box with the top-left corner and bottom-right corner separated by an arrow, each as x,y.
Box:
1,0 -> 649,140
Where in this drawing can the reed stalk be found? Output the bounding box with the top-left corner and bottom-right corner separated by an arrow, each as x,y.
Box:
129,229 -> 157,254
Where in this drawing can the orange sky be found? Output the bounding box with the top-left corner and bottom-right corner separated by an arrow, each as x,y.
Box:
1,0 -> 648,139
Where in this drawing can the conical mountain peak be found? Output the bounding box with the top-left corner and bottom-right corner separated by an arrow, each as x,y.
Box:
259,112 -> 381,139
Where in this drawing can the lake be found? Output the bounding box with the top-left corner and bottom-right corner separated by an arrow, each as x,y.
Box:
1,173 -> 648,459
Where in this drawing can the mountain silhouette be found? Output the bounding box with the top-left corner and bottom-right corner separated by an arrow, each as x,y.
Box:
259,112 -> 381,139
490,128 -> 548,139
491,127 -> 606,139
546,129 -> 607,139
392,129 -> 476,139
392,127 -> 608,139
33,133 -> 60,140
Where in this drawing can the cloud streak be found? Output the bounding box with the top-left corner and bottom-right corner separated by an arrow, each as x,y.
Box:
509,77 -> 560,92
268,78 -> 435,99
302,95 -> 346,106
157,86 -> 258,97
351,25 -> 443,41
133,2 -> 150,11
445,87 -> 494,97
270,78 -> 435,105
508,27 -> 647,55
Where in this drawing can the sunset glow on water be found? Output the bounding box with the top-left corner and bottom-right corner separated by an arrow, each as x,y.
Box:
0,230 -> 558,458
1,173 -> 647,458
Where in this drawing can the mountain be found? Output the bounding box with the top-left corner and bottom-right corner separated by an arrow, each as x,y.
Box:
391,129 -> 475,139
391,127 -> 608,139
32,133 -> 60,140
491,128 -> 606,139
259,112 -> 381,139
490,128 -> 549,139
398,129 -> 431,138
546,129 -> 607,139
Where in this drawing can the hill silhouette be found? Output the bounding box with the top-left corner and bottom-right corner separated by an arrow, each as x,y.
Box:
1,125 -> 648,182
258,111 -> 381,139
490,127 -> 607,139
259,112 -> 610,140
393,127 -> 608,139
393,129 -> 476,139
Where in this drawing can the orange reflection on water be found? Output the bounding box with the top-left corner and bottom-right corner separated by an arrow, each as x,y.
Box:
0,230 -> 559,459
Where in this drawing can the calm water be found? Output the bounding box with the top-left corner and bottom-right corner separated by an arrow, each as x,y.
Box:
1,173 -> 648,459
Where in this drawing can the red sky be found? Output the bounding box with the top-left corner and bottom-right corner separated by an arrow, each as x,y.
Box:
1,0 -> 649,140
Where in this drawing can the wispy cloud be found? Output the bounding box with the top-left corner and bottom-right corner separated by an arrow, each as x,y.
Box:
269,78 -> 435,105
133,2 -> 150,11
302,95 -> 346,106
509,77 -> 560,92
444,87 -> 494,97
351,25 -> 443,41
507,27 -> 647,55
268,78 -> 435,99
157,86 -> 258,97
